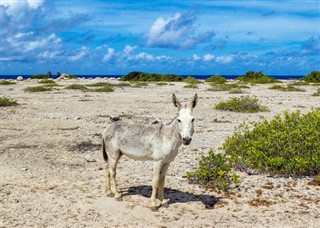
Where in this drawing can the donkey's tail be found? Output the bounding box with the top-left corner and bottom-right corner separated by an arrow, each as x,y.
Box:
102,138 -> 108,162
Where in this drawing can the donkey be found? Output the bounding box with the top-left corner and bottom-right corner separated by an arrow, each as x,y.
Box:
102,93 -> 198,211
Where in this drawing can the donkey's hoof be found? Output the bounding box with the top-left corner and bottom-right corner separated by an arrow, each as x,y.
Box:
115,196 -> 123,201
106,192 -> 114,197
150,206 -> 159,212
161,199 -> 170,208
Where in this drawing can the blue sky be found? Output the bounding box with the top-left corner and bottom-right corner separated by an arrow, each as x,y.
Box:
1,0 -> 319,75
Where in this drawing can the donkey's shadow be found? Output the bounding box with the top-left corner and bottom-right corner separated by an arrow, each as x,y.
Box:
122,185 -> 222,209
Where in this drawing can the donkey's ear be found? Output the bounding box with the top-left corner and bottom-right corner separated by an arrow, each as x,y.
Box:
190,93 -> 198,110
172,94 -> 182,110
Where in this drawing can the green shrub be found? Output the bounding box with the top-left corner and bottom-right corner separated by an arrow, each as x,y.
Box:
39,79 -> 56,84
38,79 -> 60,87
184,76 -> 201,84
30,74 -> 49,79
65,84 -> 89,92
187,150 -> 240,191
236,71 -> 279,84
229,88 -> 246,94
132,82 -> 148,87
0,80 -> 16,85
205,75 -> 227,84
156,82 -> 168,86
215,96 -> 268,113
301,71 -> 320,83
223,109 -> 320,177
0,97 -> 18,106
120,71 -> 183,82
312,88 -> 320,96
184,76 -> 200,88
289,81 -> 309,86
208,83 -> 249,91
269,84 -> 306,92
94,86 -> 114,92
24,86 -> 53,92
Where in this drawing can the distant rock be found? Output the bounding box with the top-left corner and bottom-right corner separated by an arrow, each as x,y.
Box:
16,76 -> 24,81
57,73 -> 70,80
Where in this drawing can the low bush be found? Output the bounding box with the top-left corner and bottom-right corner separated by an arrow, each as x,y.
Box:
184,76 -> 200,89
120,71 -> 183,82
0,97 -> 18,106
187,150 -> 240,191
223,109 -> 320,177
208,83 -> 249,92
312,88 -> 320,96
24,86 -> 53,92
65,84 -> 89,92
94,86 -> 114,93
269,84 -> 306,92
301,71 -> 320,83
0,80 -> 16,85
30,74 -> 49,79
236,71 -> 279,84
205,75 -> 227,84
215,96 -> 268,113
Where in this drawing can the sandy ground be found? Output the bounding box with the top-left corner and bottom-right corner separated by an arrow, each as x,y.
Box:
1,78 -> 319,228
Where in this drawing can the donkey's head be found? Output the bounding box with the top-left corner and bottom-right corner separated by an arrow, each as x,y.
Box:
172,93 -> 198,145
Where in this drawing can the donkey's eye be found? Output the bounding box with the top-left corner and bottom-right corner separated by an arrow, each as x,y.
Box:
177,119 -> 181,123
191,118 -> 195,123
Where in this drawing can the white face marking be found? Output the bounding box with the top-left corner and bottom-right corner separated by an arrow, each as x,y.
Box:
177,107 -> 195,145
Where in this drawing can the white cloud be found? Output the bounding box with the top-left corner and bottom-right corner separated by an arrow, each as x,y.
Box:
215,54 -> 235,64
69,47 -> 89,61
0,0 -> 44,14
193,54 -> 201,61
203,54 -> 215,61
7,32 -> 61,52
124,45 -> 137,54
103,48 -> 115,62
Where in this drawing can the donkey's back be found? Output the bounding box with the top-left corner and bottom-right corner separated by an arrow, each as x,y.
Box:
102,121 -> 165,161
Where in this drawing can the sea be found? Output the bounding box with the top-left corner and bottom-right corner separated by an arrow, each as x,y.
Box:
0,74 -> 304,80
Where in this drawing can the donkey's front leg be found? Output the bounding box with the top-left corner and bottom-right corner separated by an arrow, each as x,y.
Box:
150,161 -> 162,211
158,163 -> 170,207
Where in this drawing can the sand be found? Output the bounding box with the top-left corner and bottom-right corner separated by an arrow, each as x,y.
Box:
1,78 -> 319,227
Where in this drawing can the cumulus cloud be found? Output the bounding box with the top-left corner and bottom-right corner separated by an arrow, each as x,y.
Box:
69,47 -> 90,61
124,45 -> 137,54
203,54 -> 215,61
145,12 -> 215,49
0,0 -> 44,14
103,48 -> 115,62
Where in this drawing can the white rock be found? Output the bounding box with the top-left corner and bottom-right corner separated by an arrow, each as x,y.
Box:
16,76 -> 24,81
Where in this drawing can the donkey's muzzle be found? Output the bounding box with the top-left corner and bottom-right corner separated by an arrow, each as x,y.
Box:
182,137 -> 192,145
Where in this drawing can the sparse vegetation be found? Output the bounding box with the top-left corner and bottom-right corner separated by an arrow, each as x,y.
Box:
205,75 -> 227,84
269,84 -> 306,92
301,71 -> 320,83
184,76 -> 200,88
312,88 -> 320,96
0,80 -> 16,85
30,74 -> 49,79
187,150 -> 240,191
215,96 -> 268,113
236,71 -> 279,84
24,86 -> 53,92
65,84 -> 89,92
208,83 -> 249,92
0,96 -> 18,106
94,86 -> 114,92
223,109 -> 320,177
120,71 -> 184,82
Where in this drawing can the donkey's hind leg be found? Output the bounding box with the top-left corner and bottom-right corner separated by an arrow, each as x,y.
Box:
108,151 -> 122,201
105,164 -> 113,197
